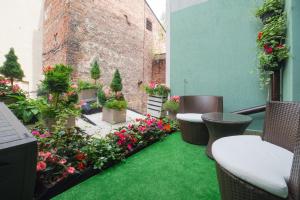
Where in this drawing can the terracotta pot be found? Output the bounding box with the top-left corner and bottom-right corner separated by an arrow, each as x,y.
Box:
102,107 -> 126,124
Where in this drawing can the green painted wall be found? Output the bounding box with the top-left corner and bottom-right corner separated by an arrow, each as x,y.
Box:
283,0 -> 300,101
170,0 -> 300,130
170,0 -> 265,130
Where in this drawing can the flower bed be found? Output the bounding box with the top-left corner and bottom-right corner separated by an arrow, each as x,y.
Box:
33,115 -> 178,199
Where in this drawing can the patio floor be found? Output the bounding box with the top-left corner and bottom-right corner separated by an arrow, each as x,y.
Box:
54,133 -> 220,200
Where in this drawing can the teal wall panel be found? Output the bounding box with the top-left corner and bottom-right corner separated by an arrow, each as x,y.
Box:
170,0 -> 266,130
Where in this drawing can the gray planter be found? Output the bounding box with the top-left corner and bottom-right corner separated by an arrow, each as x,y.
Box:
78,88 -> 97,101
147,95 -> 167,118
102,107 -> 126,124
45,116 -> 76,131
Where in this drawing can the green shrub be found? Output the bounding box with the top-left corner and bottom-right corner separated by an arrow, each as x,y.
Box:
78,80 -> 98,91
163,100 -> 179,113
90,61 -> 101,84
110,69 -> 123,92
105,99 -> 127,110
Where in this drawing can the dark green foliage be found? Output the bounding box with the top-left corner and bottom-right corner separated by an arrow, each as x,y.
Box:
0,48 -> 24,86
105,99 -> 127,110
43,64 -> 72,94
110,69 -> 123,92
97,88 -> 107,106
90,61 -> 101,83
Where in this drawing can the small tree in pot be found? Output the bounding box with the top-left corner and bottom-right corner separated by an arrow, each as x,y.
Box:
99,69 -> 127,124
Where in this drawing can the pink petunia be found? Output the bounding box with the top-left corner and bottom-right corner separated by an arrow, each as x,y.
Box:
36,161 -> 47,171
67,167 -> 75,174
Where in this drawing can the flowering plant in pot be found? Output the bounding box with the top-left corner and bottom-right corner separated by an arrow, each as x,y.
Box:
0,79 -> 25,104
163,96 -> 180,120
256,0 -> 284,24
98,69 -> 127,124
144,81 -> 170,118
256,1 -> 288,88
40,64 -> 80,130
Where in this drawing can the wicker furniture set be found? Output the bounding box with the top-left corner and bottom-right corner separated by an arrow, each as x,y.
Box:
176,96 -> 300,200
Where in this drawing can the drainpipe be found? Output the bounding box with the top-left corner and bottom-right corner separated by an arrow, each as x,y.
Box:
271,70 -> 281,101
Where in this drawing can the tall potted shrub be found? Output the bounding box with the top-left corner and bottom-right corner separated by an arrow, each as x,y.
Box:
144,81 -> 170,118
99,69 -> 127,124
41,64 -> 79,130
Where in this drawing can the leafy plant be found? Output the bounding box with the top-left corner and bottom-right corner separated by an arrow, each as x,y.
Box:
110,69 -> 122,92
256,0 -> 284,18
144,81 -> 170,97
255,0 -> 288,88
163,96 -> 180,113
105,99 -> 127,110
90,61 -> 101,84
78,80 -> 98,91
9,98 -> 41,124
0,48 -> 24,86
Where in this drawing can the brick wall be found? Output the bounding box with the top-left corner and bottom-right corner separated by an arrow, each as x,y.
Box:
43,0 -> 166,113
152,54 -> 166,84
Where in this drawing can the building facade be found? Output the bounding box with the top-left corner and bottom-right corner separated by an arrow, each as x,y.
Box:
43,0 -> 166,113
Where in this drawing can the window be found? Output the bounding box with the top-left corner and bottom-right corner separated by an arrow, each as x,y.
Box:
146,19 -> 152,31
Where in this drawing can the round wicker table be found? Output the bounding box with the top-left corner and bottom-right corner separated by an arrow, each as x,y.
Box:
202,112 -> 252,159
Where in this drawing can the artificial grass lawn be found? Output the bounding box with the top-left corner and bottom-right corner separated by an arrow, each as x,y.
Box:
54,133 -> 220,200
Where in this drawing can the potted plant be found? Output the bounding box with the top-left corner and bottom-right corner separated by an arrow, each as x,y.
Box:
77,80 -> 99,101
163,96 -> 180,120
99,69 -> 127,124
144,81 -> 170,118
255,2 -> 288,88
256,0 -> 284,24
41,64 -> 80,130
81,100 -> 102,115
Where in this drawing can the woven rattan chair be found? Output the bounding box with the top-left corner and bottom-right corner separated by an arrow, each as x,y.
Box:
212,101 -> 300,200
176,96 -> 223,145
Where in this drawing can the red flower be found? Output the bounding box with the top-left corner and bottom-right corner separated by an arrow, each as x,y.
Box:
67,167 -> 75,174
277,44 -> 285,49
138,126 -> 147,132
164,124 -> 171,132
127,144 -> 133,151
77,162 -> 85,170
264,45 -> 273,54
120,129 -> 126,133
258,32 -> 263,40
43,65 -> 54,73
75,153 -> 86,161
36,161 -> 47,171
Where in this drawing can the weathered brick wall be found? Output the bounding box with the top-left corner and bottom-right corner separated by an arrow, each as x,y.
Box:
43,0 -> 166,113
152,54 -> 166,84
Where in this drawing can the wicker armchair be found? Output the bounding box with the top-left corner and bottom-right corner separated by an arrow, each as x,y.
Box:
212,101 -> 300,200
176,96 -> 223,145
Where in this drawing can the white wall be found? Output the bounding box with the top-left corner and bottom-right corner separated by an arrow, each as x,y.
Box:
0,0 -> 44,95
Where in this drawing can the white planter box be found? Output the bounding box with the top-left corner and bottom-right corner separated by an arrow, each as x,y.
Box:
147,95 -> 167,118
102,107 -> 126,124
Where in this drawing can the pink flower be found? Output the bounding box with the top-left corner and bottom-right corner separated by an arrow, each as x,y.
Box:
31,130 -> 40,137
138,126 -> 147,132
146,120 -> 153,126
127,144 -> 133,151
38,151 -> 52,160
128,124 -> 133,129
40,131 -> 51,138
67,167 -> 75,174
171,96 -> 180,103
36,161 -> 47,171
71,84 -> 78,89
48,94 -> 53,101
157,120 -> 164,130
149,81 -> 156,89
12,84 -> 20,93
59,159 -> 67,165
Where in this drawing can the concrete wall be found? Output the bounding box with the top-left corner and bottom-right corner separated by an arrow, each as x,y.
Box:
0,0 -> 44,95
168,0 -> 300,130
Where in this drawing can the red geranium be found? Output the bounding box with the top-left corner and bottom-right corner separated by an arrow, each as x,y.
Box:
75,152 -> 86,161
77,162 -> 85,171
37,161 -> 47,171
264,45 -> 273,54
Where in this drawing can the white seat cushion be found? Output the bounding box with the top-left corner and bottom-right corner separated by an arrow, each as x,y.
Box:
212,135 -> 293,198
176,113 -> 203,122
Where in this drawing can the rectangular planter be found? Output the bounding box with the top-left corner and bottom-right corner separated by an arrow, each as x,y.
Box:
102,107 -> 126,124
78,89 -> 97,101
147,95 -> 167,118
45,116 -> 76,131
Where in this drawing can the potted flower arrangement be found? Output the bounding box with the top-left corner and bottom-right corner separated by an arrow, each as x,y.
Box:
163,96 -> 180,120
256,0 -> 288,88
144,81 -> 170,118
78,61 -> 101,101
0,48 -> 26,104
98,69 -> 127,124
41,64 -> 80,130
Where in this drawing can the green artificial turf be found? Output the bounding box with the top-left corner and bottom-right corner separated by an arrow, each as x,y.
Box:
54,133 -> 220,200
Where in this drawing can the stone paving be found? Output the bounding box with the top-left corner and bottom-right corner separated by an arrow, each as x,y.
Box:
76,110 -> 145,138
